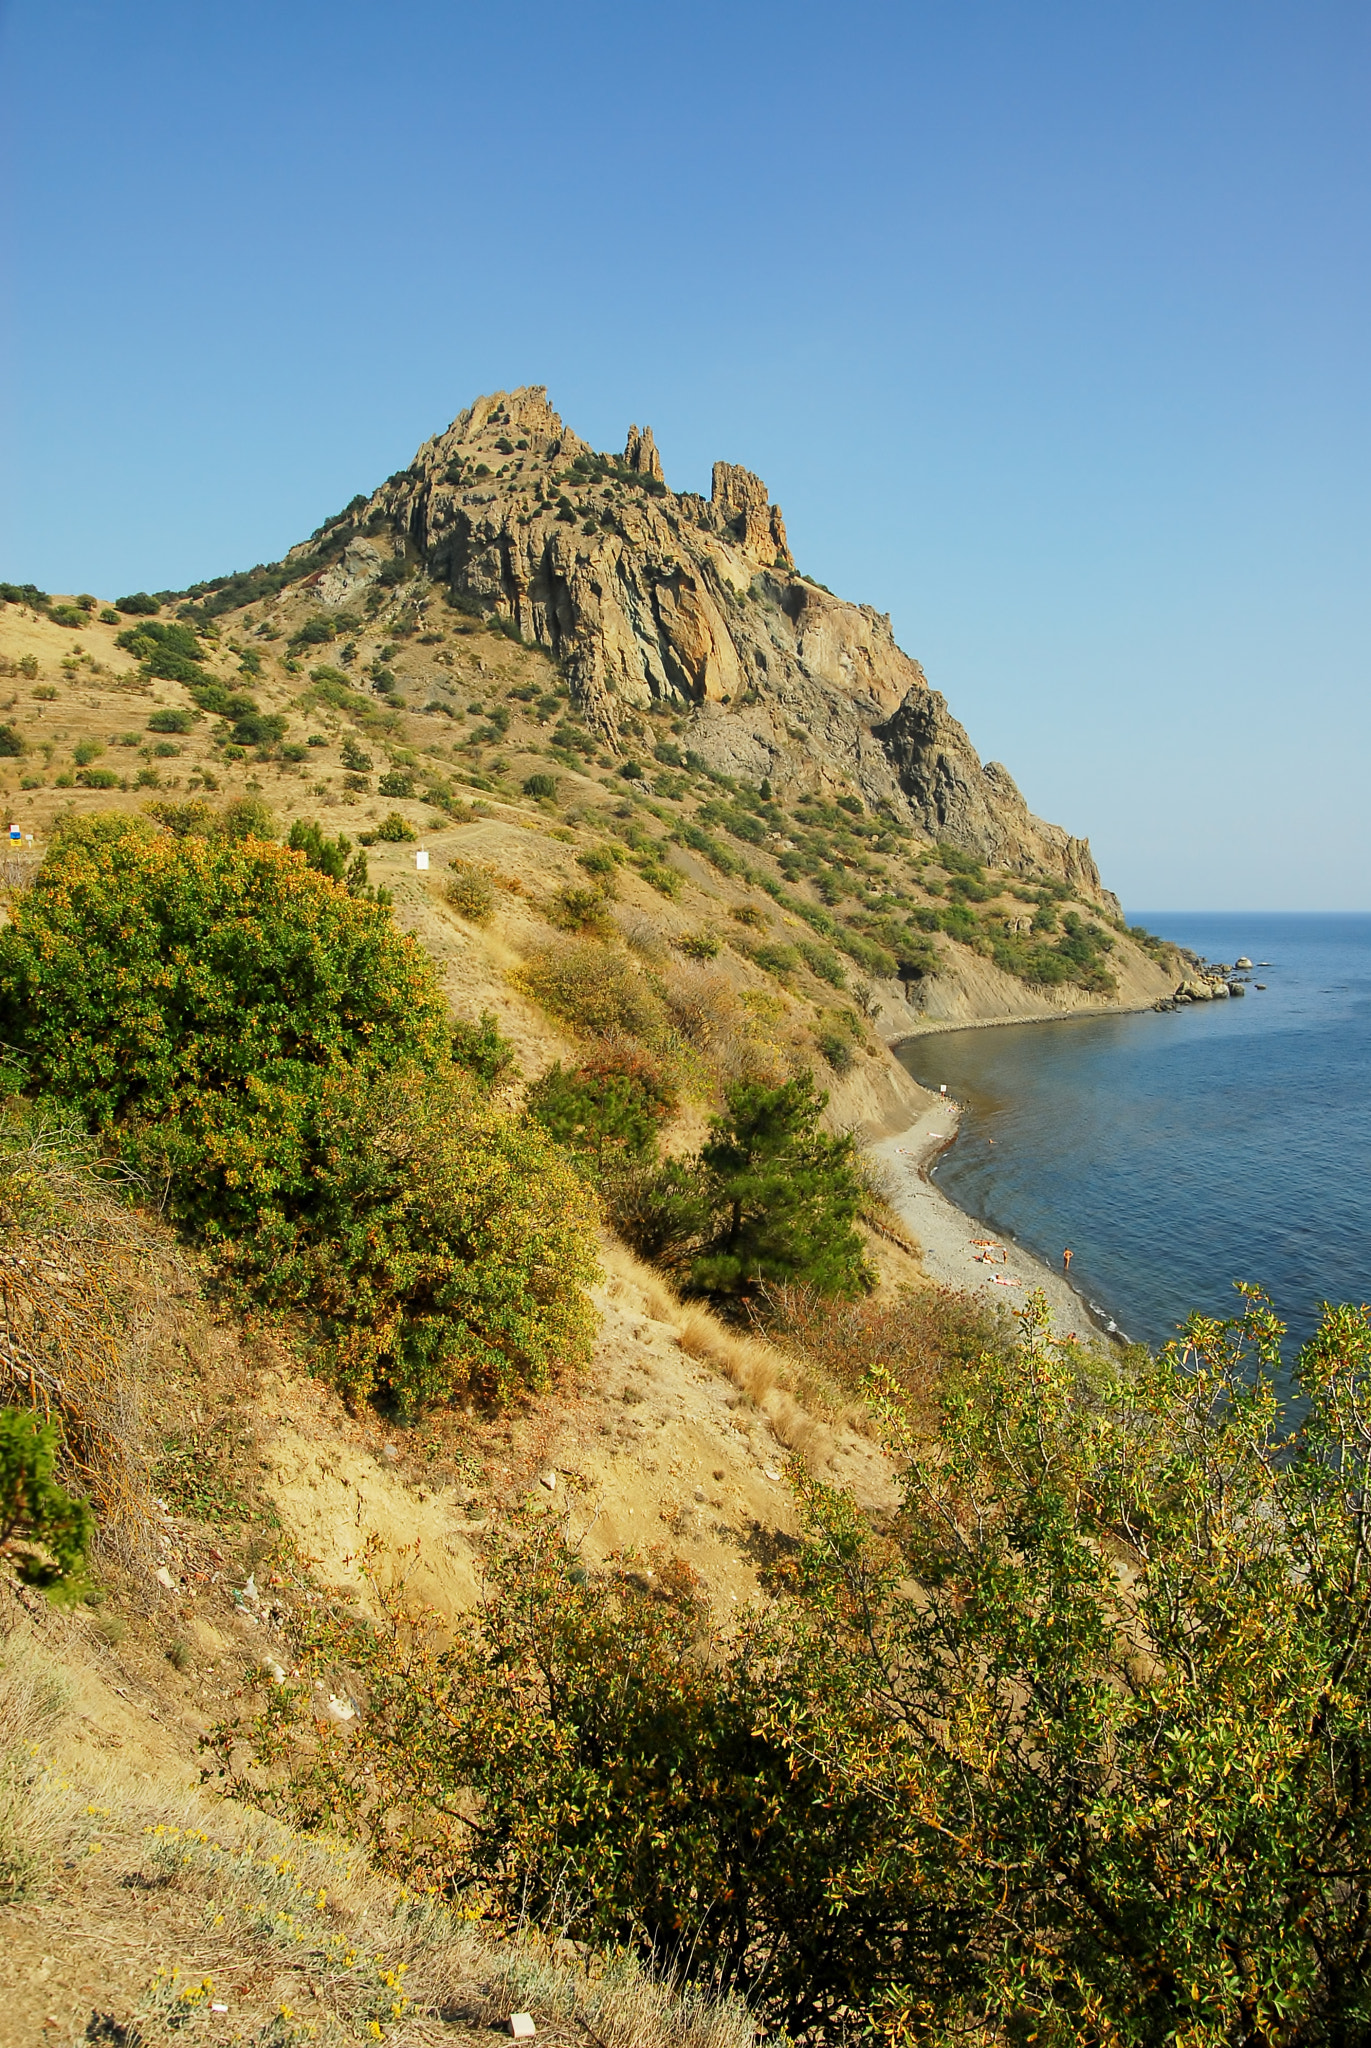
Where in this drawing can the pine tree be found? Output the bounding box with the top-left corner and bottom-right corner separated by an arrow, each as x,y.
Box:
689,1073 -> 871,1302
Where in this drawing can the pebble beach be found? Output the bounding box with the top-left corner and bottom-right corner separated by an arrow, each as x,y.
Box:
871,1101 -> 1105,1346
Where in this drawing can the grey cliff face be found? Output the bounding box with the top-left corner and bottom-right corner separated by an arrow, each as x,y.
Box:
358,385 -> 1105,892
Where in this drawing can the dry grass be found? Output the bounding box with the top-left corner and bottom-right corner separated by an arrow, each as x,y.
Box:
599,1235 -> 846,1463
0,1112 -> 177,1561
0,1607 -> 753,2048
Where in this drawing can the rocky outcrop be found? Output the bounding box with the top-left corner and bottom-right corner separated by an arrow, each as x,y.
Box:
354,386 -> 1111,893
623,424 -> 663,480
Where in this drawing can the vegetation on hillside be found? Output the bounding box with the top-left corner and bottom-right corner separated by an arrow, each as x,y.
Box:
224,1288 -> 1371,2046
0,816 -> 597,1410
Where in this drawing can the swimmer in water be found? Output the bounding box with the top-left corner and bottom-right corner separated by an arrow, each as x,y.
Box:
1063,1247 -> 1073,1273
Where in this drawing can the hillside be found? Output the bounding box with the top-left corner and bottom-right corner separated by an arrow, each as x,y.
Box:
0,388 -> 1180,1056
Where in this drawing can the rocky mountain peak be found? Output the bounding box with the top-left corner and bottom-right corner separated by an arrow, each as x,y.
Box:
331,387 -> 1109,897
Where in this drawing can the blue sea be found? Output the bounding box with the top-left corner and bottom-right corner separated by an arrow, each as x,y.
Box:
893,914 -> 1371,1356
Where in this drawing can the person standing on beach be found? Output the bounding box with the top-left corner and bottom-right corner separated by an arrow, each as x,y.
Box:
1063,1247 -> 1073,1273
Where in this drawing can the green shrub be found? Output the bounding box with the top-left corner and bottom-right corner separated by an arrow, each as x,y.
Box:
115,618 -> 208,685
286,819 -> 373,897
676,929 -> 721,960
287,615 -> 338,653
71,738 -> 103,767
616,1074 -> 871,1303
378,771 -> 415,798
523,773 -> 558,801
222,1062 -> 599,1410
115,592 -> 159,615
746,940 -> 800,980
375,811 -> 417,843
76,768 -> 121,790
577,845 -> 622,883
0,1408 -> 93,1598
813,1024 -> 854,1072
146,707 -> 196,734
0,821 -> 446,1242
443,859 -> 494,924
340,738 -> 373,773
797,939 -> 845,986
229,707 -> 287,750
450,1010 -> 518,1090
527,1043 -> 674,1172
0,726 -> 23,758
49,605 -> 86,628
549,883 -> 614,935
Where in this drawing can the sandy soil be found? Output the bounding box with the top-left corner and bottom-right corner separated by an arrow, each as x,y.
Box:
872,1101 -> 1108,1345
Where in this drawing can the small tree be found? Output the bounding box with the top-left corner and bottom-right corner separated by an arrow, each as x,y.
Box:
689,1073 -> 871,1301
450,1010 -> 518,1091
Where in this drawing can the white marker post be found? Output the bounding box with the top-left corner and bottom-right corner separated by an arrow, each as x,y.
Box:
415,848 -> 430,871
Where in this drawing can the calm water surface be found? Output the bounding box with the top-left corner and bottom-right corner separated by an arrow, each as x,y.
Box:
894,914 -> 1371,1353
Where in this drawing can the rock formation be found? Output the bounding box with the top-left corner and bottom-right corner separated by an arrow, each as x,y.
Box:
339,386 -> 1109,895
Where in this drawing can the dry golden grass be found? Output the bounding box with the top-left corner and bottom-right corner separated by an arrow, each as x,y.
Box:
0,1114 -> 179,1561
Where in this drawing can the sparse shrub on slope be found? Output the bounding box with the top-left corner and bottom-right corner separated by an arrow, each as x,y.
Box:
520,937 -> 667,1043
0,818 -> 446,1243
0,1109 -> 158,1556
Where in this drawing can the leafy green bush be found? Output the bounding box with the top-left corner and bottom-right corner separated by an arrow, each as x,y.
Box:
76,767 -> 121,790
0,726 -> 23,758
523,773 -> 558,801
527,1043 -> 674,1172
450,1010 -> 518,1090
287,615 -> 338,653
222,1062 -> 598,1410
115,592 -> 160,615
0,821 -> 447,1242
378,771 -> 415,798
443,859 -> 494,924
72,739 -> 103,767
286,819 -> 373,897
229,706 -> 287,750
115,617 -> 208,685
0,1408 -> 93,1598
340,738 -> 373,773
49,605 -> 86,628
676,929 -> 721,960
146,707 -> 196,734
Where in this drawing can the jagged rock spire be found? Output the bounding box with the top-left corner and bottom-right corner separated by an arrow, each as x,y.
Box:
623,424 -> 663,480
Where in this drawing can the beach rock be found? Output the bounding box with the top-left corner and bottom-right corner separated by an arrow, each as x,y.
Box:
1227,980 -> 1246,996
1235,956 -> 1253,969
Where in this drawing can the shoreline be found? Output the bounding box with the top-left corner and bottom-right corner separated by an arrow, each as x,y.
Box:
887,993 -> 1169,1044
871,1101 -> 1116,1347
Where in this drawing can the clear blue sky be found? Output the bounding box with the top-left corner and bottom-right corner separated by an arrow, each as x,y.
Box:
2,1 -> 1367,909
